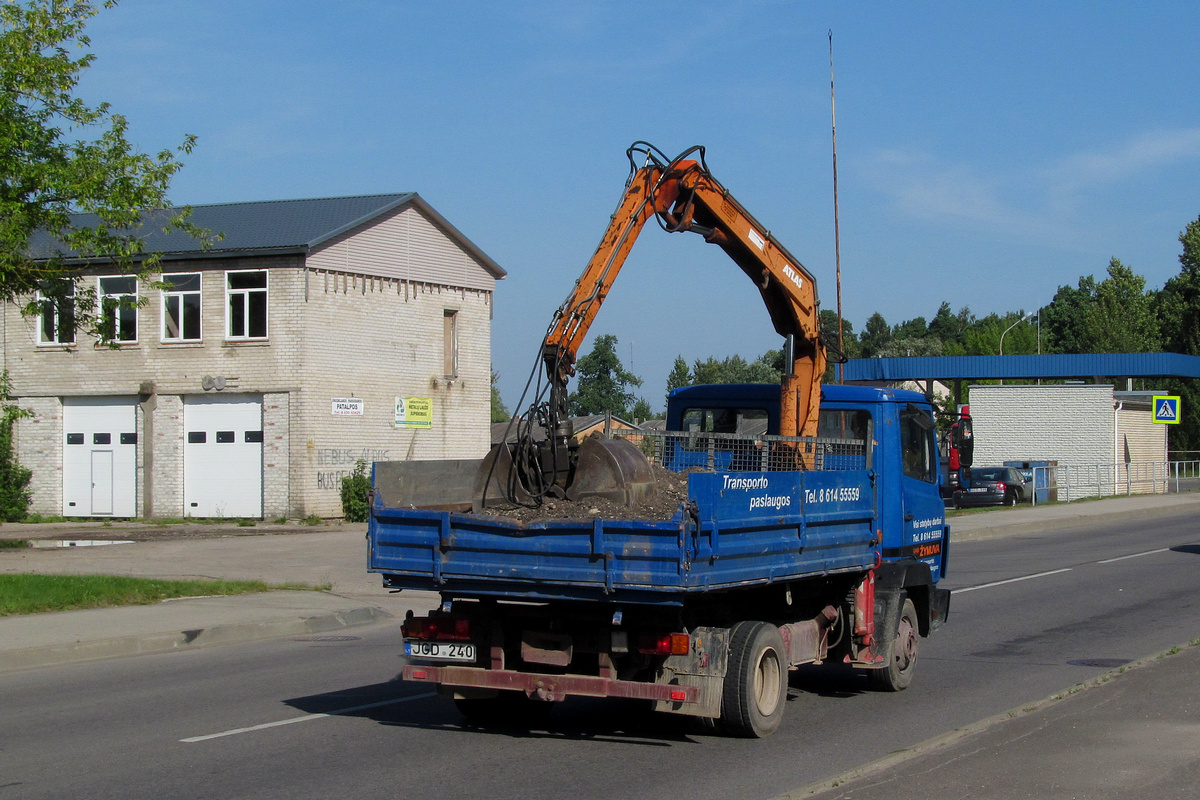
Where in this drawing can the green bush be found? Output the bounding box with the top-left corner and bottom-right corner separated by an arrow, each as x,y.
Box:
0,373 -> 31,522
340,459 -> 371,522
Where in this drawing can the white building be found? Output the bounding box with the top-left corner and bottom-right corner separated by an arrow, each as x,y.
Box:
969,384 -> 1168,496
7,194 -> 505,519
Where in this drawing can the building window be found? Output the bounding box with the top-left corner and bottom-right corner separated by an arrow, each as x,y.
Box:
97,275 -> 139,343
37,279 -> 76,345
443,310 -> 459,378
161,273 -> 202,342
226,270 -> 268,339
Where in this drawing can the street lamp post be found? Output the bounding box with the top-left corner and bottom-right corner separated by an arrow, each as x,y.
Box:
999,312 -> 1034,356
999,312 -> 1034,386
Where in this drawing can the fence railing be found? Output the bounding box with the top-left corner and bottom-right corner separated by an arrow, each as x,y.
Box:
1028,460 -> 1200,503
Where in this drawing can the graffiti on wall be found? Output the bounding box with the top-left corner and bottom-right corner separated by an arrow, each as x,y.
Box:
309,442 -> 390,490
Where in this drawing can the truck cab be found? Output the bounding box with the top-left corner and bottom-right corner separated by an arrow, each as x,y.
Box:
666,382 -> 948,582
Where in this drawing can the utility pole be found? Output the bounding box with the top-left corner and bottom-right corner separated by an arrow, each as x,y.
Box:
829,30 -> 844,383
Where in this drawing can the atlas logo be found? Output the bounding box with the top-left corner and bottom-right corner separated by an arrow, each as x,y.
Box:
782,264 -> 804,291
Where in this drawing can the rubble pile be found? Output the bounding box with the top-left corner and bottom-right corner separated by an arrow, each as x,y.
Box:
476,464 -> 693,523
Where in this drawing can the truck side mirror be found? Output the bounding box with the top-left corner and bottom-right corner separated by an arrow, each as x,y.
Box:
954,417 -> 974,469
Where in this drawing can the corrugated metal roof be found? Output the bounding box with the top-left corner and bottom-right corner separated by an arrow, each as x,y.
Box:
843,353 -> 1200,381
28,193 -> 506,278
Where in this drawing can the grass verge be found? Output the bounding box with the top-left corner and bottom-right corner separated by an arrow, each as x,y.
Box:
0,574 -> 323,617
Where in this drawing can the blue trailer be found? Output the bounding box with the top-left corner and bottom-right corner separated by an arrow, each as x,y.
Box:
368,383 -> 950,737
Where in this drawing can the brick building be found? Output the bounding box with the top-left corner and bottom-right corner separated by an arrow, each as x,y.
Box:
6,194 -> 505,519
968,384 -> 1167,494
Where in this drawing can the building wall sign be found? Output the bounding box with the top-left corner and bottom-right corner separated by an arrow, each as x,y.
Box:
395,396 -> 432,428
331,398 -> 365,416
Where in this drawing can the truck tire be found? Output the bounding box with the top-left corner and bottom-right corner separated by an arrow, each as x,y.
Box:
721,621 -> 788,738
868,596 -> 918,692
454,692 -> 554,728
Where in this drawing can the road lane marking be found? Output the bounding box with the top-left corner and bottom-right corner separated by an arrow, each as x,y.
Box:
1098,547 -> 1171,564
181,692 -> 437,743
954,568 -> 1073,594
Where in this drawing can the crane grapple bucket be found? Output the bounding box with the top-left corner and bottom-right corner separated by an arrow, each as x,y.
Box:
566,436 -> 658,507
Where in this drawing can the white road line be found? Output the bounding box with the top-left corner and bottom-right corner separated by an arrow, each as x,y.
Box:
181,692 -> 437,743
1098,547 -> 1171,564
955,568 -> 1073,594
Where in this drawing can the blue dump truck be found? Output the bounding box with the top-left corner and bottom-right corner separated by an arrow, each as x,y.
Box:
368,382 -> 950,737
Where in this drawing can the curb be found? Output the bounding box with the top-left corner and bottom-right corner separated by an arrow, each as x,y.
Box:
775,640 -> 1200,799
0,605 -> 392,674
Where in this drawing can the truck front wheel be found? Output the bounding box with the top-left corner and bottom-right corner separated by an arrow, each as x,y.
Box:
721,621 -> 788,738
868,596 -> 918,692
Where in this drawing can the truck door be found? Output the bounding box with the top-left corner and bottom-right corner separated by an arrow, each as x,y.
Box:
898,404 -> 946,575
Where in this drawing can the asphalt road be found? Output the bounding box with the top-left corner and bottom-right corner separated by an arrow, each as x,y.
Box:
3,511 -> 1200,800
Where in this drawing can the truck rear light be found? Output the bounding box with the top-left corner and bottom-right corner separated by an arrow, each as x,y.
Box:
669,689 -> 688,701
402,615 -> 471,641
637,633 -> 690,656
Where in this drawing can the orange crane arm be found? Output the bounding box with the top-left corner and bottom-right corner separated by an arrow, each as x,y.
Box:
544,143 -> 826,440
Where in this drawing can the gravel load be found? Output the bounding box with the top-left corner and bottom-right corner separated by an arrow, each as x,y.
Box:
474,464 -> 694,524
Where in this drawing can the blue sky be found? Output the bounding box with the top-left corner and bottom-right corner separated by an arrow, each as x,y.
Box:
79,1 -> 1200,412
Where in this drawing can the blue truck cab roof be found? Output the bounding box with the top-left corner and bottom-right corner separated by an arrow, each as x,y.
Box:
666,382 -> 932,434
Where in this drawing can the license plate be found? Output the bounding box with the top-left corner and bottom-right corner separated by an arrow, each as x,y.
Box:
405,641 -> 476,662
968,487 -> 989,493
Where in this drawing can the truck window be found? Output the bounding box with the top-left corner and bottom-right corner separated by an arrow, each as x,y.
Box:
817,409 -> 871,442
900,406 -> 937,483
679,407 -> 768,449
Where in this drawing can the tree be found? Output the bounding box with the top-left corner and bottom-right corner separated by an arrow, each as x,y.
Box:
859,312 -> 891,357
490,370 -> 509,423
689,353 -> 780,385
1042,276 -> 1098,354
569,334 -> 642,417
628,397 -> 656,422
2,0 -> 204,341
666,355 -> 691,396
1155,215 -> 1200,453
1086,258 -> 1159,354
927,302 -> 973,353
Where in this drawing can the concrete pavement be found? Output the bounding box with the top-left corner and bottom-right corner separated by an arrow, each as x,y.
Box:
2,494 -> 1200,799
0,519 -> 441,672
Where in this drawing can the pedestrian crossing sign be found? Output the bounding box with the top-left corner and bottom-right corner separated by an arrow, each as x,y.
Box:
1152,395 -> 1181,424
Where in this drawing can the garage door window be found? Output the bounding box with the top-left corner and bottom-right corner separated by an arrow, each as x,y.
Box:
226,270 -> 268,340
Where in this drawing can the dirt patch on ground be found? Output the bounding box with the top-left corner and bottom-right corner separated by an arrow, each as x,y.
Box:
475,464 -> 694,524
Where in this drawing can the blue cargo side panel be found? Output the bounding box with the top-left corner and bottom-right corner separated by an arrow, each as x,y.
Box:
684,471 -> 877,589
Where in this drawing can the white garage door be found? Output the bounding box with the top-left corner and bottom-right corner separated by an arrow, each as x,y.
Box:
62,397 -> 138,517
184,395 -> 264,518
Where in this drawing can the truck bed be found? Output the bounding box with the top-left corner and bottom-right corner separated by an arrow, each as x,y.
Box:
368,469 -> 877,606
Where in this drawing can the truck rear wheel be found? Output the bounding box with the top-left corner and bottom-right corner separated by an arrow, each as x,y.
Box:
721,621 -> 788,738
868,596 -> 918,692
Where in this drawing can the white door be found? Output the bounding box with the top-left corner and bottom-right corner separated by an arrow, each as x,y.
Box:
62,397 -> 138,517
183,395 -> 263,518
91,451 -> 114,515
